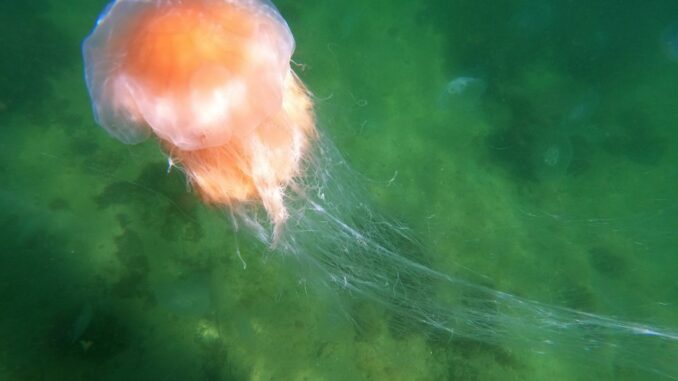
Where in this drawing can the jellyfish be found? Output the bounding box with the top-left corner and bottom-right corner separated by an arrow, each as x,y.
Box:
437,75 -> 486,109
531,124 -> 574,181
83,0 -> 314,238
82,1 -> 678,378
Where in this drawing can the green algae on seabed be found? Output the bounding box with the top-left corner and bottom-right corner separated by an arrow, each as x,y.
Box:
0,0 -> 677,380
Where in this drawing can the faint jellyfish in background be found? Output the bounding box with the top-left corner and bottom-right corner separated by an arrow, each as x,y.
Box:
438,75 -> 487,109
531,125 -> 574,181
531,89 -> 604,181
661,23 -> 678,62
531,92 -> 599,181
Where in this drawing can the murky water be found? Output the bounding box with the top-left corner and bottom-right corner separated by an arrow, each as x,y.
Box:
0,1 -> 676,380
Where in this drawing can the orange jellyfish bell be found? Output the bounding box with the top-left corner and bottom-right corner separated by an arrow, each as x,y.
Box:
83,0 -> 316,231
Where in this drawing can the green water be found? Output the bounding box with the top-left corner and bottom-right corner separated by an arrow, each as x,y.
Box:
1,0 -> 677,380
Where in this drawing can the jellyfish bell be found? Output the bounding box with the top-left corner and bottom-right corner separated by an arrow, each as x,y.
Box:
83,0 -> 299,149
437,75 -> 486,110
83,0 -> 315,229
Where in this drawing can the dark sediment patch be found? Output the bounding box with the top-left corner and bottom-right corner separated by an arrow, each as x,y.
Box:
601,109 -> 667,166
112,229 -> 152,301
95,161 -> 204,242
48,306 -> 130,362
588,246 -> 628,279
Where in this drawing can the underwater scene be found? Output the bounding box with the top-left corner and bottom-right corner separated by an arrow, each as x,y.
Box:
1,0 -> 677,380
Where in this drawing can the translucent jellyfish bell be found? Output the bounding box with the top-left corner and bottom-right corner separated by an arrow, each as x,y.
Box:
532,129 -> 573,181
82,1 -> 152,145
437,75 -> 486,109
82,0 -> 296,150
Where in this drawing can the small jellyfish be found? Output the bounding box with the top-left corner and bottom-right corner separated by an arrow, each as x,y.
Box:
542,145 -> 562,167
445,76 -> 485,95
438,75 -> 486,108
532,130 -> 573,181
